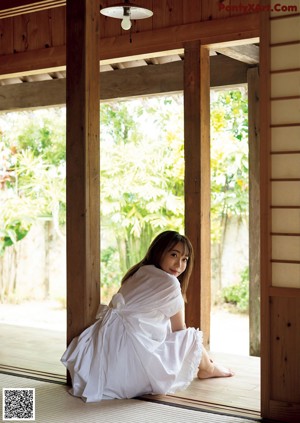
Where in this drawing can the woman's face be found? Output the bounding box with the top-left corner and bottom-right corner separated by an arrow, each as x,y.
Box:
159,242 -> 189,278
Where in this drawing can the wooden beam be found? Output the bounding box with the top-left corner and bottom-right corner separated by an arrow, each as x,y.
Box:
0,56 -> 250,111
66,0 -> 100,350
0,46 -> 66,80
0,0 -> 65,19
214,44 -> 259,64
210,55 -> 249,87
0,78 -> 66,110
101,55 -> 249,100
101,61 -> 183,101
184,41 -> 211,349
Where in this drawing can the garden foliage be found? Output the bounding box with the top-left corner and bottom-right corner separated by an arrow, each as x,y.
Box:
0,90 -> 249,306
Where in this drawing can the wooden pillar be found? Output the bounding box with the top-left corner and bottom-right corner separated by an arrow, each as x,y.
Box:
248,66 -> 260,357
66,0 -> 100,348
260,0 -> 272,417
184,41 -> 211,348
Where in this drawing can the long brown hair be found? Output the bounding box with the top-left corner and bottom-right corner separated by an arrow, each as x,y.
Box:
121,230 -> 194,301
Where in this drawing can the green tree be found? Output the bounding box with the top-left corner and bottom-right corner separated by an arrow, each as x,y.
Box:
0,108 -> 66,303
210,89 -> 249,243
0,134 -> 33,255
210,88 -> 249,304
100,96 -> 184,290
0,109 -> 66,253
0,91 -> 249,305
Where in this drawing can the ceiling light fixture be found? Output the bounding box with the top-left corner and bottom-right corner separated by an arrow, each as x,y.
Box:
100,0 -> 153,31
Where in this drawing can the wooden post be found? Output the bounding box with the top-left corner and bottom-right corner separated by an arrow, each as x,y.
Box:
248,66 -> 260,357
184,41 -> 211,348
66,0 -> 100,349
259,0 -> 272,417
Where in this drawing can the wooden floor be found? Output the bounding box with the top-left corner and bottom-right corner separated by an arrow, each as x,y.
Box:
1,324 -> 260,418
1,323 -> 66,379
143,353 -> 260,419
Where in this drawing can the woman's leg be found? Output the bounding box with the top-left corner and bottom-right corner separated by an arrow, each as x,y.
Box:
197,347 -> 234,379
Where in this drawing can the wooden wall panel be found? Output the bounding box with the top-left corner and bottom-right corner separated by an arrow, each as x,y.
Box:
26,10 -> 51,50
99,0 -> 122,38
270,296 -> 300,402
0,7 -> 63,53
201,0 -> 229,21
13,14 -> 29,52
157,0 -> 183,27
0,17 -> 13,54
11,8 -> 65,52
49,6 -> 65,46
182,1 -> 201,23
150,1 -> 164,29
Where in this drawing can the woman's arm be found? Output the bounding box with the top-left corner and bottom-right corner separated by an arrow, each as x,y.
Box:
170,308 -> 186,332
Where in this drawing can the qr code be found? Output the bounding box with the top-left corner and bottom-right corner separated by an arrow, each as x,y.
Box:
2,388 -> 35,421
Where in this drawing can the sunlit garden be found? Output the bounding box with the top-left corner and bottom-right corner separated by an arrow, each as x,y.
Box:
0,88 -> 249,329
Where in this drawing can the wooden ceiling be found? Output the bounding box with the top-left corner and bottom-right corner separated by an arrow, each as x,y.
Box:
0,0 -> 259,109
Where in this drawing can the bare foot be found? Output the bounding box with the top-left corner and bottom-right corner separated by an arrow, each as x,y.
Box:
197,363 -> 234,379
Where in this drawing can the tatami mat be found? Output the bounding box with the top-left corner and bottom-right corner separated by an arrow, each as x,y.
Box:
0,373 -> 260,423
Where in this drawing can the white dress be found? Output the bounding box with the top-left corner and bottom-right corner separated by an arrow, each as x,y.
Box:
61,265 -> 203,402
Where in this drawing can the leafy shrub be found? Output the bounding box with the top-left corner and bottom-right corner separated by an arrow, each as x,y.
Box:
100,246 -> 122,303
222,267 -> 249,313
